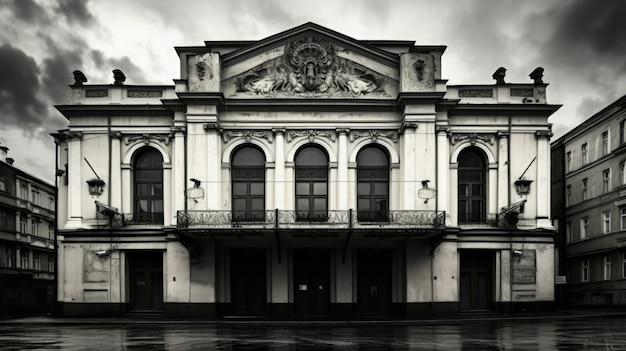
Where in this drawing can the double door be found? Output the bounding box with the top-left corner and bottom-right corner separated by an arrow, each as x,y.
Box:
293,249 -> 330,316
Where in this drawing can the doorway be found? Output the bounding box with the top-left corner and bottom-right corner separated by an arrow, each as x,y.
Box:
357,248 -> 391,315
128,251 -> 163,311
460,251 -> 494,311
229,248 -> 267,316
293,249 -> 330,316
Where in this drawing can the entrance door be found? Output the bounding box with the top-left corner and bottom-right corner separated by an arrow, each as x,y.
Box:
293,249 -> 330,316
129,251 -> 163,311
357,249 -> 391,315
230,248 -> 267,316
460,251 -> 493,311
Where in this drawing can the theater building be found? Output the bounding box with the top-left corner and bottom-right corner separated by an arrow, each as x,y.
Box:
53,23 -> 558,318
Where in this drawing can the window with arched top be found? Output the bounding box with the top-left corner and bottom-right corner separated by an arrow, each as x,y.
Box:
458,147 -> 487,224
357,146 -> 390,222
231,146 -> 266,222
295,146 -> 328,221
133,148 -> 163,224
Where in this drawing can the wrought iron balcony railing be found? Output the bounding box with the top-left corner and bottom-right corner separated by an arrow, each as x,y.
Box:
176,209 -> 447,230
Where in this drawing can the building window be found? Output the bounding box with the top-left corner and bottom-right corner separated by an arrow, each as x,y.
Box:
357,146 -> 390,222
20,185 -> 28,200
581,259 -> 590,282
295,145 -> 328,221
582,178 -> 588,200
32,251 -> 40,271
31,219 -> 39,236
603,169 -> 611,193
47,254 -> 54,272
580,217 -> 589,239
20,250 -> 28,269
602,131 -> 609,156
133,148 -> 164,224
621,161 -> 626,185
231,146 -> 265,222
566,221 -> 572,242
566,185 -> 571,206
621,120 -> 626,145
31,189 -> 39,205
566,151 -> 572,172
604,255 -> 612,280
19,215 -> 26,233
622,252 -> 626,278
581,143 -> 588,164
49,197 -> 54,210
0,210 -> 8,230
603,211 -> 611,234
458,147 -> 487,224
622,208 -> 626,231
0,179 -> 5,192
0,246 -> 12,268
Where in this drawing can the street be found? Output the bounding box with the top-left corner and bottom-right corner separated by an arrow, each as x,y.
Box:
1,316 -> 626,350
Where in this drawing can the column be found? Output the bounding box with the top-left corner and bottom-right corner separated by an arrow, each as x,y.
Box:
436,127 -> 449,214
273,129 -> 285,210
66,133 -> 83,228
110,133 -> 122,210
337,129 -> 349,210
536,131 -> 552,228
497,132 -> 509,211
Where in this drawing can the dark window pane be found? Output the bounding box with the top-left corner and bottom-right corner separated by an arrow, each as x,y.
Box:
374,183 -> 387,195
233,183 -> 247,195
472,184 -> 483,196
136,184 -> 149,196
136,170 -> 160,181
232,146 -> 265,166
137,200 -> 148,213
295,146 -> 327,166
357,183 -> 369,195
313,198 -> 326,211
357,146 -> 389,166
233,198 -> 246,211
313,183 -> 327,195
358,199 -> 370,210
374,199 -> 387,211
250,183 -> 264,196
297,198 -> 309,211
153,200 -> 163,212
152,184 -> 163,196
296,183 -> 309,195
250,198 -> 264,211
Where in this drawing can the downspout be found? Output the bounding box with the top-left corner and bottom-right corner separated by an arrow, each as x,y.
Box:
53,137 -> 60,316
108,115 -> 113,316
508,114 -> 513,314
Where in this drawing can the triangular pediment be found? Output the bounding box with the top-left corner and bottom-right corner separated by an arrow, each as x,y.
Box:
218,23 -> 401,98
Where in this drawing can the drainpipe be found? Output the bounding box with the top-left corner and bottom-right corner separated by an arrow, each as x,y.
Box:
53,137 -> 60,316
508,114 -> 513,314
108,115 -> 114,316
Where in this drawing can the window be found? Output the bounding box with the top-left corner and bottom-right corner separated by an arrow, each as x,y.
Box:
0,210 -> 8,230
622,252 -> 626,278
581,259 -> 590,282
49,197 -> 54,210
582,178 -> 588,200
604,255 -> 612,280
566,221 -> 572,242
622,208 -> 626,231
231,146 -> 265,222
47,254 -> 54,272
566,151 -> 572,172
20,185 -> 28,200
133,148 -> 164,224
48,223 -> 54,239
566,185 -> 571,206
580,217 -> 589,239
357,146 -> 390,222
621,161 -> 626,185
602,131 -> 609,156
458,148 -> 487,224
19,216 -> 26,233
0,179 -> 5,192
603,211 -> 611,234
31,189 -> 39,205
31,219 -> 39,236
621,120 -> 626,145
581,143 -> 588,164
0,246 -> 12,268
603,169 -> 611,193
32,252 -> 40,271
295,146 -> 328,221
20,250 -> 28,269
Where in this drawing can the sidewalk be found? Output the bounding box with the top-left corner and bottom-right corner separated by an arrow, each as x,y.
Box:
3,309 -> 626,326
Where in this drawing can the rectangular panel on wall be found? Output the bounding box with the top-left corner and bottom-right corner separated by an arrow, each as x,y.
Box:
512,250 -> 536,284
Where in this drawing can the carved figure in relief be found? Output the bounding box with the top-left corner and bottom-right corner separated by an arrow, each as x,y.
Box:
233,37 -> 387,97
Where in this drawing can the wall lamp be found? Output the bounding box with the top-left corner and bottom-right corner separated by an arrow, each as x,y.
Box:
86,178 -> 105,196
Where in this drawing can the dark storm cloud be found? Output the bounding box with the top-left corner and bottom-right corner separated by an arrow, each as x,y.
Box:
0,44 -> 46,129
89,50 -> 148,84
41,48 -> 83,103
6,0 -> 48,23
55,0 -> 95,25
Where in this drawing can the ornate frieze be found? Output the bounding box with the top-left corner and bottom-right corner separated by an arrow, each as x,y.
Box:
221,130 -> 274,143
85,89 -> 108,98
127,90 -> 163,98
286,130 -> 336,143
229,37 -> 393,98
510,88 -> 533,97
124,133 -> 171,145
449,133 -> 494,145
349,130 -> 398,143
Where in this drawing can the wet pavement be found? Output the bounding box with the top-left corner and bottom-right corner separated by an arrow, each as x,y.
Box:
2,312 -> 626,349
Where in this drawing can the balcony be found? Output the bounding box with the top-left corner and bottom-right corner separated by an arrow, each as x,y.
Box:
176,209 -> 447,230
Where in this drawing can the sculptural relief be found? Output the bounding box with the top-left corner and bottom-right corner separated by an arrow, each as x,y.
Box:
400,53 -> 435,92
226,37 -> 396,98
188,53 -> 220,92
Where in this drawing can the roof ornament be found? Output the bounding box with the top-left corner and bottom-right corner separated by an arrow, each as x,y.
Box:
113,69 -> 126,85
73,70 -> 87,85
492,67 -> 506,84
529,67 -> 544,84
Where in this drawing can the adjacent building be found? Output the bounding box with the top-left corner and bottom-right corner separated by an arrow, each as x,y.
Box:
551,95 -> 626,306
0,145 -> 56,316
54,23 -> 559,318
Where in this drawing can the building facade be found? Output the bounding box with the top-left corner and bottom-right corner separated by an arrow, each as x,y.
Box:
54,23 -> 558,318
0,145 -> 56,316
552,95 -> 626,306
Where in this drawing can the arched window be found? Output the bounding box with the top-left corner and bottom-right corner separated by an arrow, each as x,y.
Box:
295,146 -> 328,221
133,148 -> 163,224
231,146 -> 265,222
357,146 -> 390,222
458,147 -> 487,224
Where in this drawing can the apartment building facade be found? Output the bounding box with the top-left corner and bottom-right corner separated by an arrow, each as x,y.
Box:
0,145 -> 56,316
552,95 -> 626,306
54,23 -> 558,318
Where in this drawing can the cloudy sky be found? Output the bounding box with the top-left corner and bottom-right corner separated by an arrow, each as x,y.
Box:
1,0 -> 625,183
